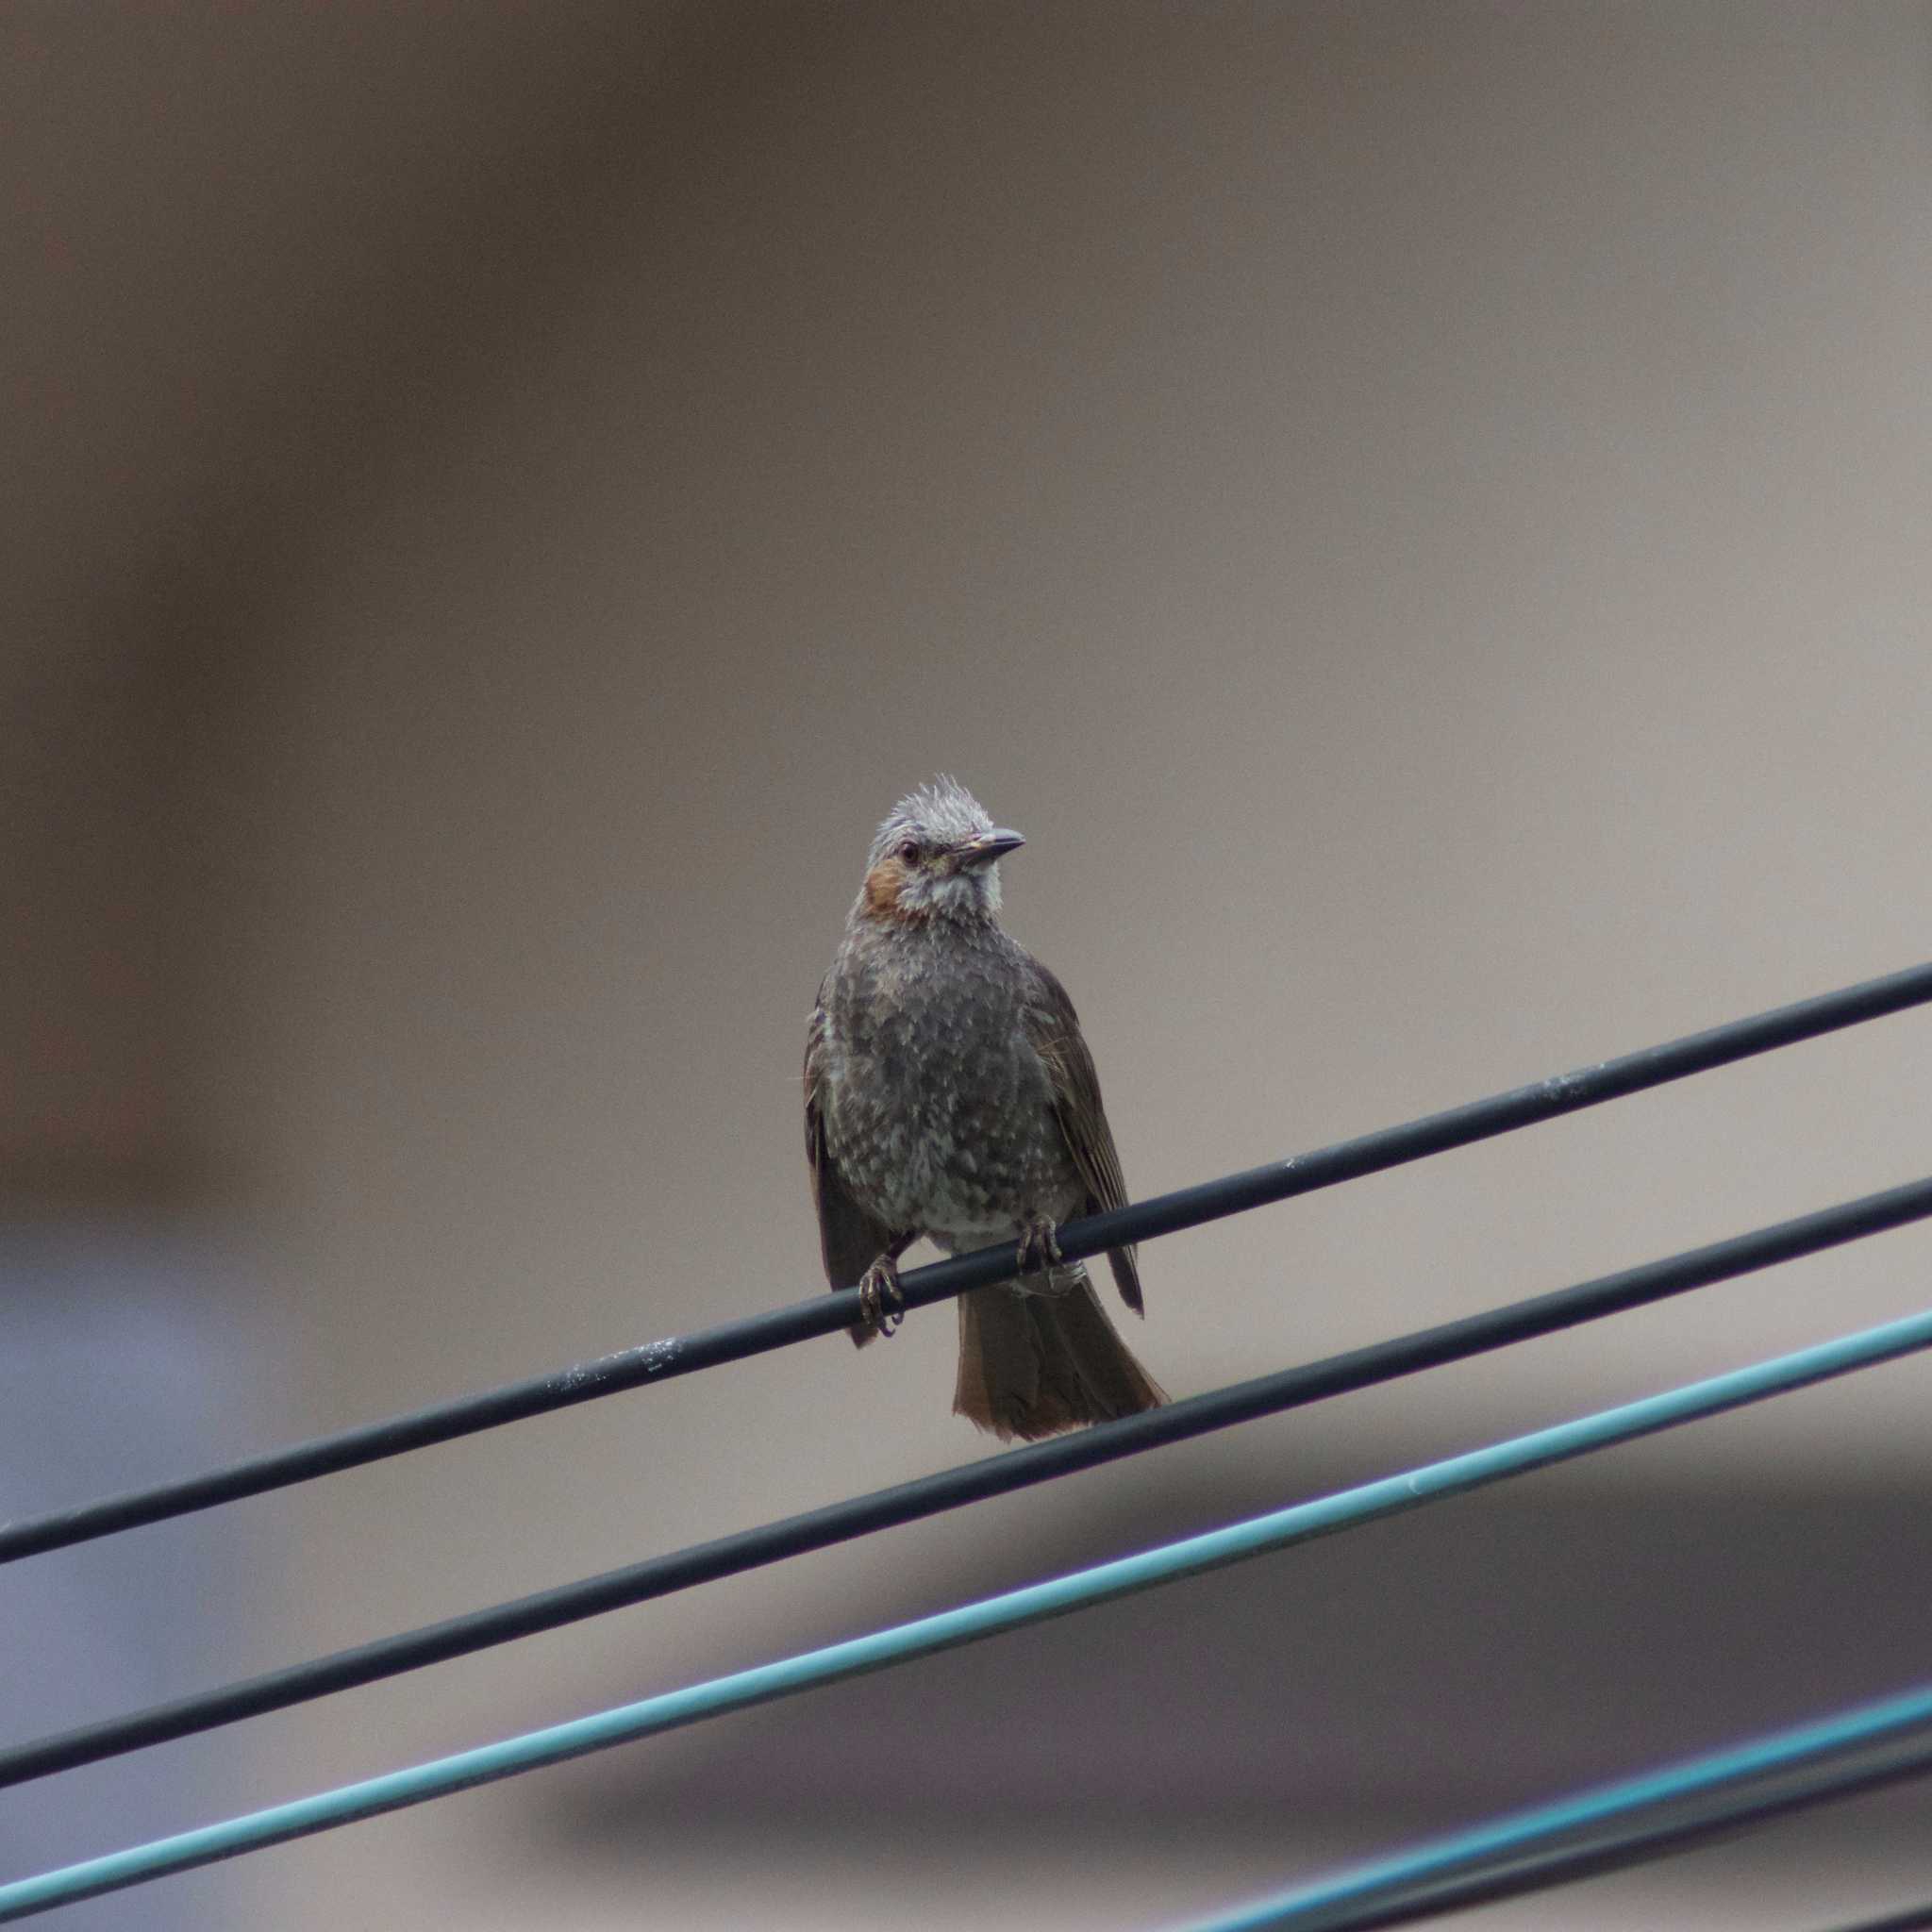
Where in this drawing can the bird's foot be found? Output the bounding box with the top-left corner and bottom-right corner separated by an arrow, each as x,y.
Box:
1015,1215 -> 1064,1280
857,1257 -> 907,1338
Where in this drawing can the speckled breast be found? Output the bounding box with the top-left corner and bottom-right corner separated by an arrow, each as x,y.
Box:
822,928 -> 1082,1244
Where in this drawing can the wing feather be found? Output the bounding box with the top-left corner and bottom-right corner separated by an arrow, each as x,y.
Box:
805,992 -> 907,1344
1021,958 -> 1144,1314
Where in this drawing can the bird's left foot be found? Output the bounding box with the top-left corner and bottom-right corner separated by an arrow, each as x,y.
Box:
857,1257 -> 907,1338
1015,1215 -> 1064,1278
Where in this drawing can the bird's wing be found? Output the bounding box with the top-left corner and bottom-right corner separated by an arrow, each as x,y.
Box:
1022,957 -> 1144,1314
805,991 -> 905,1295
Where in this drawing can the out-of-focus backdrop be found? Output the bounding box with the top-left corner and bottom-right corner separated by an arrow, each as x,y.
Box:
9,5 -> 1932,1926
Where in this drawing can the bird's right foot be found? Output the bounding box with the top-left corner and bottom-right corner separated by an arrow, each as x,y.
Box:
1015,1215 -> 1064,1277
857,1257 -> 906,1338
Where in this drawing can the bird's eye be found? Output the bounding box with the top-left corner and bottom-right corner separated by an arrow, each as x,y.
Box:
896,840 -> 920,864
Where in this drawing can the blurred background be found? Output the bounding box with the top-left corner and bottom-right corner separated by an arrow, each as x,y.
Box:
8,3 -> 1932,1925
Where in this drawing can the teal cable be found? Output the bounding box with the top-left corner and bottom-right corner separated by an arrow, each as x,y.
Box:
1180,1681 -> 1932,1932
5,1304 -> 1931,1922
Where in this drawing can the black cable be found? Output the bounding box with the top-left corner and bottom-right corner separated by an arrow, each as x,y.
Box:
6,958 -> 1932,1569
5,1171 -> 1931,1792
1816,1907 -> 1932,1932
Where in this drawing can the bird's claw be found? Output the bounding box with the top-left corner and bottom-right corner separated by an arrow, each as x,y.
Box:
858,1257 -> 906,1338
1015,1216 -> 1064,1277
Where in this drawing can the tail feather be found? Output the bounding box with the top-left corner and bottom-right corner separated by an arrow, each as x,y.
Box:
954,1269 -> 1166,1441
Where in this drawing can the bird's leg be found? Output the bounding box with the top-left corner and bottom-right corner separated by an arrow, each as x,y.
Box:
857,1254 -> 907,1338
1014,1214 -> 1069,1293
1016,1215 -> 1062,1271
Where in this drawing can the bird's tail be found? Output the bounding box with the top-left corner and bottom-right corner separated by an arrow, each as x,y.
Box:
953,1265 -> 1165,1441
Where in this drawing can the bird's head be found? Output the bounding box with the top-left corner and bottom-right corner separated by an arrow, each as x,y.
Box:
856,776 -> 1024,928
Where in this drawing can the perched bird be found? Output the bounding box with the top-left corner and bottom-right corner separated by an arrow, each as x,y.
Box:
805,775 -> 1166,1441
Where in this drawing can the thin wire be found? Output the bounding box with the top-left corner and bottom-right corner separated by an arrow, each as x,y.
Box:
1178,1689 -> 1932,1932
8,1174 -> 1932,1791
7,958 -> 1932,1565
2,1304 -> 1929,1922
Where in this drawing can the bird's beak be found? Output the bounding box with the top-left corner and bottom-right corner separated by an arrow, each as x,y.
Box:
958,828 -> 1024,869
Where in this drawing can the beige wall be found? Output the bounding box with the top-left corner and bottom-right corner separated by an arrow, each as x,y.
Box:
11,6 -> 1932,1926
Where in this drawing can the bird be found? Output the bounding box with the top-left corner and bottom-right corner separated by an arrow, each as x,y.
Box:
804,775 -> 1166,1441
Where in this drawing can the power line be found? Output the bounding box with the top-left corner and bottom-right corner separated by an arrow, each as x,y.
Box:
7,958 -> 1932,1567
1179,1682 -> 1932,1932
5,1302 -> 1930,1923
6,1172 -> 1931,1791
